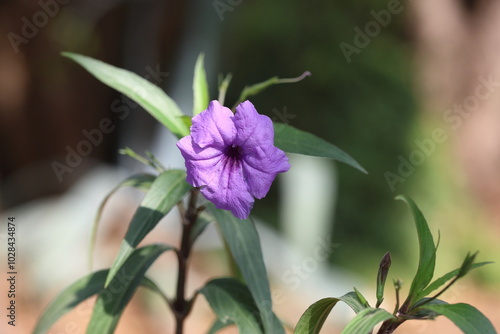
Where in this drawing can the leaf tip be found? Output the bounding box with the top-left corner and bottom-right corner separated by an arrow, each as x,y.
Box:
61,51 -> 73,60
394,194 -> 408,202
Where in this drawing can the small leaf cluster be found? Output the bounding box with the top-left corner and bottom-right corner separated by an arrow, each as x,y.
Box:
294,195 -> 496,334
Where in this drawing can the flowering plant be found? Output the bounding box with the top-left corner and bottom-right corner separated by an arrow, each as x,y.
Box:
34,54 -> 495,334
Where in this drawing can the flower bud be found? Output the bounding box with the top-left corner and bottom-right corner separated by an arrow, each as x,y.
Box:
376,252 -> 392,307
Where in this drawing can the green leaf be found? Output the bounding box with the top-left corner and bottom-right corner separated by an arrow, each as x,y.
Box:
353,287 -> 370,308
62,52 -> 189,138
396,195 -> 436,308
89,173 -> 156,271
217,73 -> 232,106
339,291 -> 369,314
456,252 -> 479,279
105,170 -> 191,286
234,71 -> 310,107
236,76 -> 279,105
273,123 -> 366,173
34,271 -> 167,334
207,318 -> 234,334
340,307 -> 395,334
200,278 -> 263,334
412,298 -> 447,319
87,244 -> 173,333
421,303 -> 497,334
118,148 -> 167,172
208,205 -> 284,334
193,53 -> 210,115
119,147 -> 156,170
293,298 -> 340,334
34,270 -> 108,334
418,262 -> 492,300
180,115 -> 193,129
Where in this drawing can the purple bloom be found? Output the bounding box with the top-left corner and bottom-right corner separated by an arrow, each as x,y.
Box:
177,100 -> 290,219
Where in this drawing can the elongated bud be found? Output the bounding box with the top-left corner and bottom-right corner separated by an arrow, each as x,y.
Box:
393,278 -> 402,291
376,252 -> 392,308
457,252 -> 478,279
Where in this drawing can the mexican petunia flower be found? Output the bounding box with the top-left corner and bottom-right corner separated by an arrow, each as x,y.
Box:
177,100 -> 290,219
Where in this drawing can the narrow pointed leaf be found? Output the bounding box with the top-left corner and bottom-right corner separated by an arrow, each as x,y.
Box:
339,291 -> 369,314
87,244 -> 173,333
193,53 -> 210,115
293,298 -> 340,334
412,298 -> 447,318
207,319 -> 234,334
273,123 -> 366,173
200,278 -> 263,334
217,73 -> 232,106
105,170 -> 191,286
236,76 -> 279,105
396,195 -> 436,307
417,262 -> 492,301
456,252 -> 479,279
340,308 -> 395,334
421,303 -> 496,334
62,52 -> 189,138
208,205 -> 284,334
34,271 -> 167,334
34,270 -> 108,334
89,173 -> 156,271
353,287 -> 370,308
235,71 -> 310,106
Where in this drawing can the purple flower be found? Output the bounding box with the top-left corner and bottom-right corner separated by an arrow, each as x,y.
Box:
177,100 -> 290,219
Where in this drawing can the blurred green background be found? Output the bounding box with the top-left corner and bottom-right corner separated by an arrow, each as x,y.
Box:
219,0 -> 416,273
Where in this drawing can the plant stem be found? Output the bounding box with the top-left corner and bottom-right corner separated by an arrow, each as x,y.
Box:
377,318 -> 405,334
173,189 -> 199,334
377,274 -> 462,333
415,275 -> 460,309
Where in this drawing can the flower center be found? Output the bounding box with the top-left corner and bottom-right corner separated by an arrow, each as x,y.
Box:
225,144 -> 243,159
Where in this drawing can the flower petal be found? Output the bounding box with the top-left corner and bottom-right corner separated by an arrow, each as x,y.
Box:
201,157 -> 255,219
234,100 -> 274,148
177,99 -> 291,219
242,145 -> 290,199
191,100 -> 236,149
177,135 -> 225,187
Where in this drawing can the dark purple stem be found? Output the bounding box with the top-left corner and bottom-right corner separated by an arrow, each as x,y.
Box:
173,189 -> 199,334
